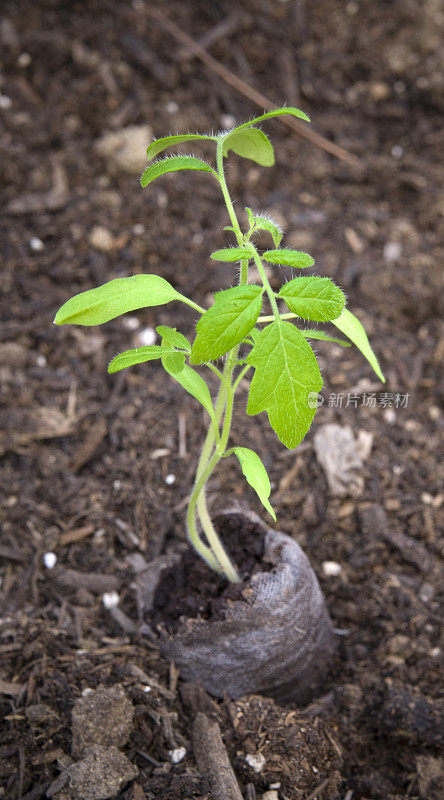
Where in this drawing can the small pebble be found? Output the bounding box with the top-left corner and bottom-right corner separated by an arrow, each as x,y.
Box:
89,225 -> 114,252
36,354 -> 47,367
245,752 -> 266,773
322,560 -> 342,577
81,687 -> 93,696
113,480 -> 122,491
29,236 -> 44,252
121,315 -> 140,331
102,591 -> 120,609
383,241 -> 402,262
391,145 -> 403,159
17,52 -> 32,67
383,407 -> 396,425
132,223 -> 145,236
43,552 -> 57,569
221,113 -> 236,129
165,474 -> 176,486
169,747 -> 186,764
143,685 -> 152,693
137,327 -> 156,346
428,405 -> 440,421
0,95 -> 12,110
165,101 -> 178,114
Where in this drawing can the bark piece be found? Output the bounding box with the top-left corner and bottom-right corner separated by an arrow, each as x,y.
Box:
360,503 -> 436,572
193,712 -> 243,800
314,424 -> 364,497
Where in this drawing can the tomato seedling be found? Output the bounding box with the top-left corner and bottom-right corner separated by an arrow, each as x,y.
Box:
55,107 -> 384,583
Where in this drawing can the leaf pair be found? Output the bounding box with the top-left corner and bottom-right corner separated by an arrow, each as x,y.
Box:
141,106 -> 311,188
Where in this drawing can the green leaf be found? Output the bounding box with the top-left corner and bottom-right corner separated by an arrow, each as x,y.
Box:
140,156 -> 216,188
263,249 -> 314,269
233,447 -> 276,521
54,275 -> 181,326
190,285 -> 264,364
300,329 -> 350,346
146,134 -> 216,161
210,247 -> 252,262
156,325 -> 191,352
160,350 -> 186,374
246,208 -> 283,248
108,345 -> 174,374
331,308 -> 385,382
278,277 -> 345,321
247,321 -> 323,449
222,127 -> 274,167
162,358 -> 215,419
227,106 -> 310,134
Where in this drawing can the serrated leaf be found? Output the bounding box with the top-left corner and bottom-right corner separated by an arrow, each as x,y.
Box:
233,447 -> 276,521
331,308 -> 385,382
247,321 -> 323,449
146,134 -> 216,161
162,358 -> 215,419
222,127 -> 274,167
54,275 -> 181,326
228,106 -> 310,134
190,285 -> 263,364
210,248 -> 252,262
263,249 -> 314,269
140,156 -> 216,188
156,325 -> 191,352
246,208 -> 283,248
108,345 -> 174,374
300,329 -> 350,346
278,277 -> 345,321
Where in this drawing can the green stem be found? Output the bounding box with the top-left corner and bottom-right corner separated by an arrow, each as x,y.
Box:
186,137 -> 251,582
259,311 -> 297,323
248,245 -> 280,321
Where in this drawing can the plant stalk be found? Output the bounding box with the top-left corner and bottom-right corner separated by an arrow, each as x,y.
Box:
186,136 -> 249,582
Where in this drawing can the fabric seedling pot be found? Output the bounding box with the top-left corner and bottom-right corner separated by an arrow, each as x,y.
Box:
138,510 -> 336,705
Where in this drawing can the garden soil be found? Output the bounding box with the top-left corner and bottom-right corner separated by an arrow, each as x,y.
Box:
0,1 -> 443,799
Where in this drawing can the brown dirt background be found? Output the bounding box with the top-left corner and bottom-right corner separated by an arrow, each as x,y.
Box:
0,1 -> 443,799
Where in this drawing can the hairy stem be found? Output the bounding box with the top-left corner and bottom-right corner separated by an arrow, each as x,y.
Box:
186,136 -> 249,582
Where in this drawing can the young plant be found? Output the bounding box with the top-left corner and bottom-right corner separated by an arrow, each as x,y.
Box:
54,107 -> 384,584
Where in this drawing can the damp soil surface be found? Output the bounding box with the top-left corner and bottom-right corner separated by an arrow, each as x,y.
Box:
1,1 -> 443,799
150,512 -> 269,629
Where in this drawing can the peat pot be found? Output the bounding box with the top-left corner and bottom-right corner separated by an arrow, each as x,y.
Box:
138,510 -> 336,705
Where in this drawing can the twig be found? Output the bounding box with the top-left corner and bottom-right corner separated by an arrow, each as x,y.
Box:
175,12 -> 241,62
147,7 -> 360,166
193,712 -> 243,800
178,411 -> 187,459
305,777 -> 331,800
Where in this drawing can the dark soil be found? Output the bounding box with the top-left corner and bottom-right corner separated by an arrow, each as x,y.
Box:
1,1 -> 443,799
150,512 -> 269,628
